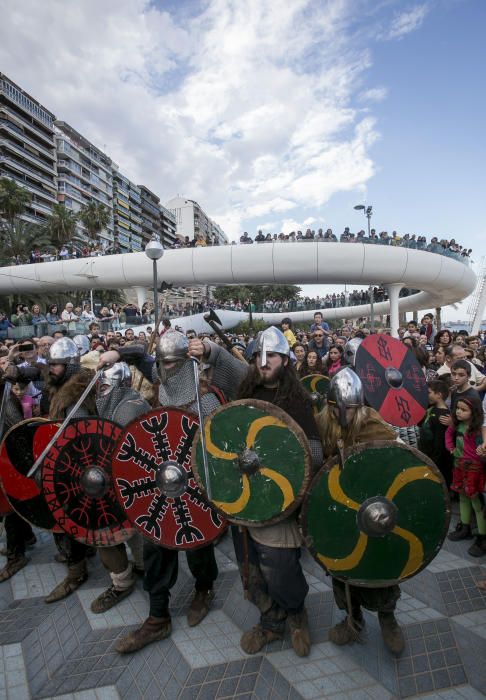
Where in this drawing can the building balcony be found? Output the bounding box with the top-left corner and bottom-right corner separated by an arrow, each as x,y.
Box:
0,155 -> 56,187
31,199 -> 54,215
0,138 -> 56,177
22,211 -> 47,225
0,105 -> 54,147
0,119 -> 56,161
2,172 -> 57,203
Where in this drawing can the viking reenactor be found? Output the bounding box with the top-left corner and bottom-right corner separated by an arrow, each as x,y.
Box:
0,379 -> 37,581
42,337 -> 97,602
90,362 -> 150,613
316,368 -> 406,655
191,326 -> 323,657
99,331 -> 245,654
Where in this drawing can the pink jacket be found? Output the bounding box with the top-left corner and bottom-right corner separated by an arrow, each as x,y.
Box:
445,425 -> 481,461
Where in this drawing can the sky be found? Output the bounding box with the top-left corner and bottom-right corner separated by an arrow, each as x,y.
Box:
1,0 -> 485,322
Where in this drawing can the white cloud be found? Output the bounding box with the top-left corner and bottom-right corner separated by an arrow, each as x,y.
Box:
384,4 -> 429,41
359,87 -> 388,102
0,0 -> 384,241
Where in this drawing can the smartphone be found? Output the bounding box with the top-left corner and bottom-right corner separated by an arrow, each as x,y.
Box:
19,343 -> 34,352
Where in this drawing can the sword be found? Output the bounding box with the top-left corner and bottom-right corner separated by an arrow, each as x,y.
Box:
0,381 -> 12,440
191,358 -> 212,501
27,369 -> 102,478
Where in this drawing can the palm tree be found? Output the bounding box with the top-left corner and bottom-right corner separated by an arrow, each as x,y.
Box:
0,177 -> 32,225
44,203 -> 79,248
78,202 -> 110,242
0,218 -> 53,265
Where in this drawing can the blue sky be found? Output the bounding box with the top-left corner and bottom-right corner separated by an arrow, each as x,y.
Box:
0,0 -> 484,321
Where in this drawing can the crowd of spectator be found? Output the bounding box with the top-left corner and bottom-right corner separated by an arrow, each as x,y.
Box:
14,226 -> 471,267
169,227 -> 472,264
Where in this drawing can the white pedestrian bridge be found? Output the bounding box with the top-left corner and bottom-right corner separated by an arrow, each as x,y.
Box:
0,242 -> 476,336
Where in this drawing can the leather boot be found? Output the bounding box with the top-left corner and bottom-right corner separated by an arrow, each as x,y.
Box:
90,584 -> 135,614
468,535 -> 486,557
187,589 -> 214,627
378,612 -> 405,655
0,555 -> 29,582
288,609 -> 311,657
329,614 -> 365,646
45,560 -> 88,603
448,522 -> 473,541
115,615 -> 172,654
240,625 -> 282,654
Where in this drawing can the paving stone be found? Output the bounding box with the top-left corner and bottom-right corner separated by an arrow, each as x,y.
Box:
1,528 -> 485,699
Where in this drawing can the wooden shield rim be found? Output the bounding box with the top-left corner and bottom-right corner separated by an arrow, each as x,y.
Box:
112,406 -> 227,550
191,398 -> 313,528
300,439 -> 451,587
0,417 -> 57,527
42,417 -> 135,546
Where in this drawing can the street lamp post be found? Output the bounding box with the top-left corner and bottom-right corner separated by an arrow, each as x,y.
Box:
144,234 -> 164,334
353,204 -> 373,237
354,204 -> 375,330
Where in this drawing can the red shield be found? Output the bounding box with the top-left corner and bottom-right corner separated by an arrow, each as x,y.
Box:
0,419 -> 62,530
355,335 -> 428,426
41,418 -> 135,547
112,407 -> 226,549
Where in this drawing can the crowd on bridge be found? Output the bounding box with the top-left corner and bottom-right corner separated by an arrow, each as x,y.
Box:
10,226 -> 472,267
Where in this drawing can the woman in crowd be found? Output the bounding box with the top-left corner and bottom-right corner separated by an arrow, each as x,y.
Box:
323,344 -> 344,377
292,343 -> 306,373
299,349 -> 324,377
434,329 -> 452,349
46,304 -> 62,330
31,304 -> 47,333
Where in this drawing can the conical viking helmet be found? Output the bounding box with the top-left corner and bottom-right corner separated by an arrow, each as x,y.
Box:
252,326 -> 289,368
156,330 -> 188,363
327,367 -> 364,427
47,337 -> 80,366
97,362 -> 132,397
73,334 -> 90,356
343,337 -> 363,367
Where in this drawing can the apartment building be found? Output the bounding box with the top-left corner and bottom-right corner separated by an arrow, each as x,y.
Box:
164,196 -> 228,244
55,121 -> 114,246
0,73 -> 57,226
0,73 -> 218,255
139,186 -> 177,249
112,170 -> 144,252
160,203 -> 177,248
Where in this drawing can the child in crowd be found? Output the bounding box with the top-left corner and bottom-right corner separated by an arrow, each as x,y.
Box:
448,360 -> 480,415
418,380 -> 453,488
446,396 -> 486,557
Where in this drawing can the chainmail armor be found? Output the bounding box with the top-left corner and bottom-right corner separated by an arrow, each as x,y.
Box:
96,387 -> 151,427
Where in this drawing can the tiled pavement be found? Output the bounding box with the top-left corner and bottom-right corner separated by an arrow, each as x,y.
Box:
0,514 -> 485,700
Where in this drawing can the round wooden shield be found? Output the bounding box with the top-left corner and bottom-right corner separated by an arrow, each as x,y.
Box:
41,418 -> 134,547
0,419 -> 62,530
301,441 -> 450,587
112,407 -> 226,550
355,335 -> 427,426
300,374 -> 330,413
192,399 -> 312,527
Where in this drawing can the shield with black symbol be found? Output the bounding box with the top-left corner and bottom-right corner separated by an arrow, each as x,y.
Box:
41,418 -> 134,546
111,407 -> 227,549
0,418 -> 62,530
355,334 -> 428,426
